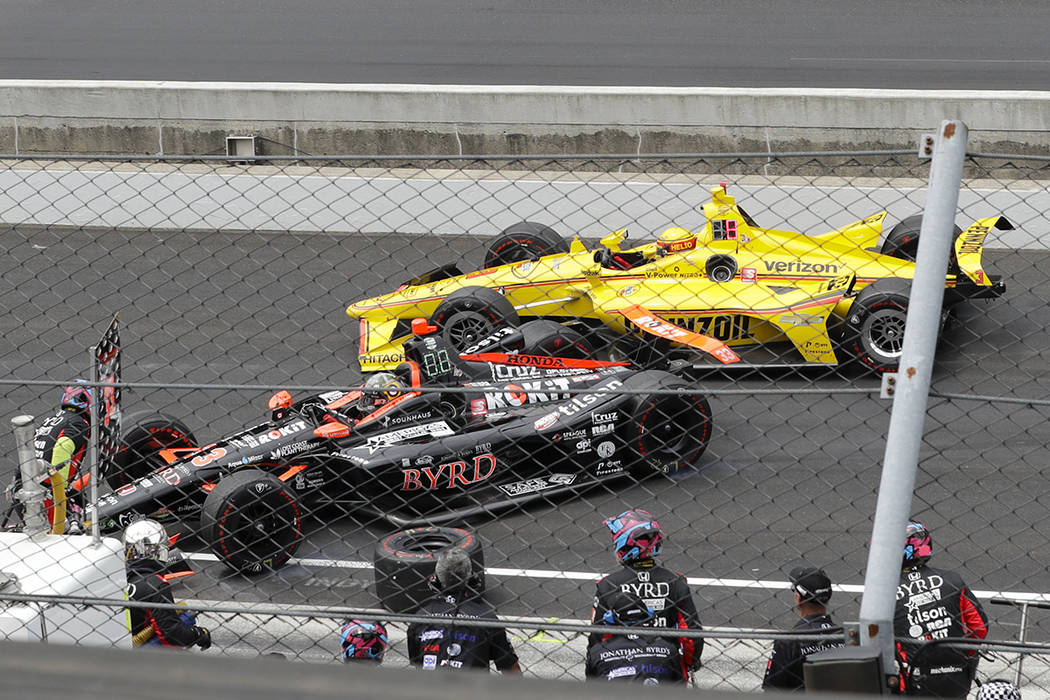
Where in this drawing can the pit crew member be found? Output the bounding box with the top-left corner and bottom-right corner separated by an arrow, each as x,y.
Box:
590,509 -> 703,676
894,521 -> 988,698
585,589 -> 684,684
407,548 -> 522,674
124,519 -> 212,650
762,566 -> 844,691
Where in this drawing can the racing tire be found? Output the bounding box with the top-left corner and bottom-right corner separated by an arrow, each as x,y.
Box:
518,319 -> 595,358
108,411 -> 198,488
430,286 -> 520,354
200,469 -> 303,575
841,278 -> 913,373
705,254 -> 738,283
880,214 -> 961,273
623,371 -> 713,478
374,526 -> 485,613
484,221 -> 568,269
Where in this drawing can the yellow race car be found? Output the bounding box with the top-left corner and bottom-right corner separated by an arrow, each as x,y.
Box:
348,183 -> 1009,374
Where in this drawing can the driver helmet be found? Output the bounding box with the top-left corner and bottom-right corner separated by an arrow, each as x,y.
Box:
601,590 -> 656,626
60,379 -> 93,413
604,509 -> 664,566
340,620 -> 388,663
359,372 -> 405,411
903,521 -> 933,571
656,227 -> 697,255
123,518 -> 169,563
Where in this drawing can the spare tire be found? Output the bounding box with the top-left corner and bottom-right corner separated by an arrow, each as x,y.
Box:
374,526 -> 485,613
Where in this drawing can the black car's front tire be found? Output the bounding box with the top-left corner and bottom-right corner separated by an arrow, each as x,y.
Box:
200,469 -> 303,574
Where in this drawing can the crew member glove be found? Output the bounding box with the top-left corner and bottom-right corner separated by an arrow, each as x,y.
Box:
194,626 -> 212,650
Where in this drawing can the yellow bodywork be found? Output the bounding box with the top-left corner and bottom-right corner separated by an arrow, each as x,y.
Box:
348,184 -> 1005,371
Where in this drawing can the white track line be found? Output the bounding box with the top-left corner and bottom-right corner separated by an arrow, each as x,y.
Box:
182,552 -> 1049,602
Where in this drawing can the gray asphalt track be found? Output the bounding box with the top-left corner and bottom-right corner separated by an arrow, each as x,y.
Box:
1,0 -> 1048,89
2,220 -> 1049,646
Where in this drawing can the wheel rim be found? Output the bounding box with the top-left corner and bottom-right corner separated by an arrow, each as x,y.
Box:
862,308 -> 908,359
443,312 -> 494,351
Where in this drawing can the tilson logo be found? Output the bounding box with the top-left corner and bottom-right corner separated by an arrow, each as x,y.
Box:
401,454 -> 497,490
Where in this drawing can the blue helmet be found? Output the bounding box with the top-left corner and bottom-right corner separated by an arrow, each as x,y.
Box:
604,509 -> 663,565
61,379 -> 93,412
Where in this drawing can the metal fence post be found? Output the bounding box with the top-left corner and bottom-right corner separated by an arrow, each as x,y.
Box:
857,121 -> 969,676
89,346 -> 101,545
12,415 -> 49,537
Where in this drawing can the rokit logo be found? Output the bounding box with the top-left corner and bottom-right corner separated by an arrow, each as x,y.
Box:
401,454 -> 497,490
484,377 -> 572,409
256,421 -> 308,444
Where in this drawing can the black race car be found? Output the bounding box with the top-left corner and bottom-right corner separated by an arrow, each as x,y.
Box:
87,319 -> 713,573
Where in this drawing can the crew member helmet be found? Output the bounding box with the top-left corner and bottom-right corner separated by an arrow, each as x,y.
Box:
656,227 -> 697,255
61,379 -> 93,412
602,590 -> 655,626
340,620 -> 389,663
903,521 -> 933,570
122,518 -> 169,563
359,372 -> 404,411
604,509 -> 664,565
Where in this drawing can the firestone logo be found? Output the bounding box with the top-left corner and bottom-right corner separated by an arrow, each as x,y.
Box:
401,454 -> 497,490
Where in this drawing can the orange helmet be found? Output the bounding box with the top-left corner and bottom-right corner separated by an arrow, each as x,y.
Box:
656,227 -> 697,255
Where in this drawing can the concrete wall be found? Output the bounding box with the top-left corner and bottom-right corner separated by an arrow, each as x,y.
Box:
2,80 -> 1049,156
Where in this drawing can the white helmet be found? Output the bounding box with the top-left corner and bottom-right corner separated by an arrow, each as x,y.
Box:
123,519 -> 169,563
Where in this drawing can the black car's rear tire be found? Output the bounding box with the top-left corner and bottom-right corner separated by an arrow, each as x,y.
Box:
201,469 -> 303,574
842,278 -> 913,373
374,526 -> 485,613
430,286 -> 520,354
109,411 -> 197,488
519,319 -> 595,358
623,371 -> 713,477
484,221 -> 568,269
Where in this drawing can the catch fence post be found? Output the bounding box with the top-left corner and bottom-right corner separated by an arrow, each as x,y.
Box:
856,120 -> 968,683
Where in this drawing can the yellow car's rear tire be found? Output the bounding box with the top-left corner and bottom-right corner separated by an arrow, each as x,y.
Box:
881,214 -> 961,273
484,221 -> 568,268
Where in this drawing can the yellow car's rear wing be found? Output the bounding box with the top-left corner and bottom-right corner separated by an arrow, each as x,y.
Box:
955,216 -> 1013,285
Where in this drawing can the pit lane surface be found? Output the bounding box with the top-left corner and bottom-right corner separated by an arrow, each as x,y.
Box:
2,0 -> 1049,90
2,223 -> 1049,649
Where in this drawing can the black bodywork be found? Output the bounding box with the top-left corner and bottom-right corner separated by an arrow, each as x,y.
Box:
86,324 -> 712,570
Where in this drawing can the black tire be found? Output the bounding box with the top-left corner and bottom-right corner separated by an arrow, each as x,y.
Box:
108,411 -> 197,488
429,286 -> 520,354
484,221 -> 568,269
623,371 -> 713,477
374,526 -> 485,613
518,319 -> 595,358
705,254 -> 738,283
842,278 -> 912,373
200,469 -> 303,574
880,214 -> 961,272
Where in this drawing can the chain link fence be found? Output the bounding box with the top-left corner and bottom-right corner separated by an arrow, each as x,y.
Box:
1,149 -> 1049,693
